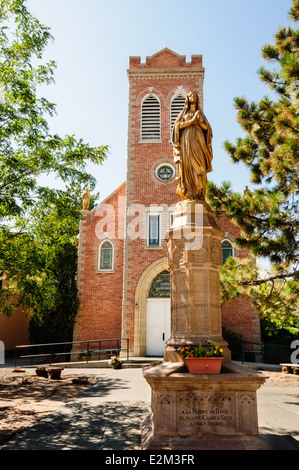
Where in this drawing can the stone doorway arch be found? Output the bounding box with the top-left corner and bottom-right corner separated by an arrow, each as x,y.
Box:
133,257 -> 169,356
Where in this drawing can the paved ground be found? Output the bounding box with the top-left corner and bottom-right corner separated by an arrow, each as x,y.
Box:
257,387 -> 299,450
0,366 -> 298,451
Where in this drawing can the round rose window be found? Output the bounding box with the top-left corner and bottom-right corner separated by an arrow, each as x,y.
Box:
156,164 -> 174,181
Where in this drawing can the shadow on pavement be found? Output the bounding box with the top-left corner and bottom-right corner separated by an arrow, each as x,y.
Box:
1,400 -> 151,450
260,431 -> 299,450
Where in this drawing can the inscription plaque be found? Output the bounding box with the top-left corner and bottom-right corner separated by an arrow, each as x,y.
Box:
177,392 -> 235,434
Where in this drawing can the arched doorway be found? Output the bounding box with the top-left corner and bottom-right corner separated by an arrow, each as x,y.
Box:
146,270 -> 170,356
133,258 -> 170,357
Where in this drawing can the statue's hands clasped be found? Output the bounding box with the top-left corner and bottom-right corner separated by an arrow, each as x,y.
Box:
179,110 -> 202,130
192,110 -> 201,123
193,110 -> 208,130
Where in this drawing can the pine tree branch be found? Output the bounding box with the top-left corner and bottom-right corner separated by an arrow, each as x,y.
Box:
238,270 -> 299,286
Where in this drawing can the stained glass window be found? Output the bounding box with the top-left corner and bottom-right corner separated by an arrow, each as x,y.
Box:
156,165 -> 174,181
99,241 -> 114,270
148,271 -> 170,298
222,240 -> 233,264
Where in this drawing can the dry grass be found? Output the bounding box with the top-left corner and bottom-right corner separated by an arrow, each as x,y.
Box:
0,367 -> 101,445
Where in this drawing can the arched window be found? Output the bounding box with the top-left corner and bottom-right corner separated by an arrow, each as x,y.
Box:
141,94 -> 161,140
98,240 -> 114,271
170,93 -> 186,135
148,270 -> 170,298
222,240 -> 233,265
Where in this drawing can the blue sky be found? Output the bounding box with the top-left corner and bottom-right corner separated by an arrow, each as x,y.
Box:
26,0 -> 292,202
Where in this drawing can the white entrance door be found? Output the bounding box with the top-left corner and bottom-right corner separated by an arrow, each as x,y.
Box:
146,298 -> 171,356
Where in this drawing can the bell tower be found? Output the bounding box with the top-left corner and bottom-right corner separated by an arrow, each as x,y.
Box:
122,49 -> 206,355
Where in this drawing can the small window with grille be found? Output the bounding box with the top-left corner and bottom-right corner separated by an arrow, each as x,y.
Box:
141,94 -> 161,141
170,93 -> 186,135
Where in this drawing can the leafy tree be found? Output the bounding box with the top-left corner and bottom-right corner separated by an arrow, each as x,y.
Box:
26,190 -> 82,344
0,0 -> 107,221
0,0 -> 108,331
28,242 -> 79,344
2,184 -> 100,341
207,0 -> 299,322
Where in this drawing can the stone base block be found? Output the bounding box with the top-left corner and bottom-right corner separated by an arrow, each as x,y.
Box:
141,361 -> 269,451
141,414 -> 268,450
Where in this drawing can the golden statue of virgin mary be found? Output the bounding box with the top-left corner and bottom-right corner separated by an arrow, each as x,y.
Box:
172,91 -> 213,200
82,187 -> 91,210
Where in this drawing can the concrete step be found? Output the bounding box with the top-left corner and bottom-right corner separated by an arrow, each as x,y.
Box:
121,359 -> 162,369
18,357 -> 163,369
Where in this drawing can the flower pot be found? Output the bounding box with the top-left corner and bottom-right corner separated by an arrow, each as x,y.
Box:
185,357 -> 223,374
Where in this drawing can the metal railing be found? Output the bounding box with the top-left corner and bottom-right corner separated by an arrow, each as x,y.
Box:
226,339 -> 294,365
14,337 -> 130,367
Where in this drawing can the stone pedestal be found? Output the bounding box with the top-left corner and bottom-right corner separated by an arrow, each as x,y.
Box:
141,199 -> 268,450
164,200 -> 230,362
141,361 -> 268,450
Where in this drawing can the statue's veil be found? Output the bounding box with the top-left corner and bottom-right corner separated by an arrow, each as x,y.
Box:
172,92 -> 213,163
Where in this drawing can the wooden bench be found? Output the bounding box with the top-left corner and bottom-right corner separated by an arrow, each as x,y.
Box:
46,367 -> 64,380
36,365 -> 64,380
35,365 -> 48,377
280,363 -> 299,375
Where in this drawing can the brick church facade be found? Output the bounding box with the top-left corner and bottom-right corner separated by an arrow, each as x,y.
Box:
73,49 -> 261,356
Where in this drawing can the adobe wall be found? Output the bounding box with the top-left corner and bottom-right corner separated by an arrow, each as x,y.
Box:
0,302 -> 29,352
0,277 -> 30,352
